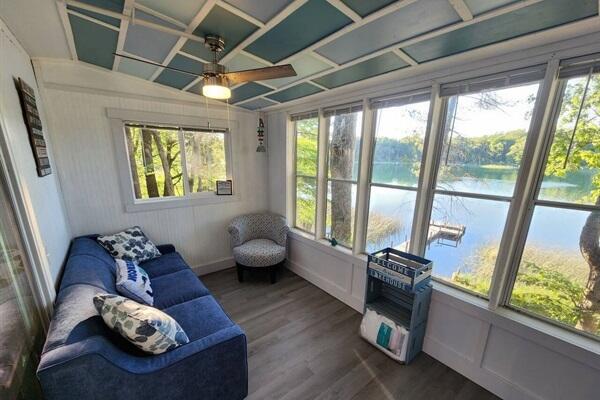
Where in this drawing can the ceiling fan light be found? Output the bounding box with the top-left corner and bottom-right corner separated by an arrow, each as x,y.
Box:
202,76 -> 231,100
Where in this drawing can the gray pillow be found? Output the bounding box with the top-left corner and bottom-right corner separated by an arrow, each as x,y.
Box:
93,294 -> 189,354
97,226 -> 161,262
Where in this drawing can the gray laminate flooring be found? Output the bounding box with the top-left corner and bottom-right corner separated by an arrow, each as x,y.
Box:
201,267 -> 500,400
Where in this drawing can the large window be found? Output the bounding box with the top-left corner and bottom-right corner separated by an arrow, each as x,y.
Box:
293,114 -> 319,233
124,123 -> 230,201
366,94 -> 431,252
509,68 -> 600,337
325,105 -> 363,248
427,81 -> 540,296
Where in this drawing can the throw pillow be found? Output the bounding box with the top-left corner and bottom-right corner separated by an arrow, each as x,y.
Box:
93,294 -> 189,354
97,226 -> 161,262
115,259 -> 154,306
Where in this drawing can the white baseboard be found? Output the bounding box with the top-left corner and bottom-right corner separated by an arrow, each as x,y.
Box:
192,257 -> 235,276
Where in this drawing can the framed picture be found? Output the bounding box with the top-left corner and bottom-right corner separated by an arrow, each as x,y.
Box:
216,180 -> 233,195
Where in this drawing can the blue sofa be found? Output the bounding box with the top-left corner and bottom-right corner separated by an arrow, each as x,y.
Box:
37,236 -> 248,400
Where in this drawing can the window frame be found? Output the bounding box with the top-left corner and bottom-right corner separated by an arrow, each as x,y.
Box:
109,109 -> 237,212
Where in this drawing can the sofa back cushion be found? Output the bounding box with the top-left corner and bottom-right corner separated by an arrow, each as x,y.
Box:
59,237 -> 117,294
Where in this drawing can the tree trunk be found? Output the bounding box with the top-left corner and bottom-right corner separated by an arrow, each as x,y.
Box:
330,114 -> 356,245
151,132 -> 175,196
578,195 -> 600,333
142,129 -> 160,198
125,129 -> 142,199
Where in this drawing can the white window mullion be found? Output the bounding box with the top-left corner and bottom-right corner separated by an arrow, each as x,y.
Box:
315,110 -> 328,240
353,98 -> 375,255
411,83 -> 445,256
489,59 -> 562,308
179,128 -> 191,196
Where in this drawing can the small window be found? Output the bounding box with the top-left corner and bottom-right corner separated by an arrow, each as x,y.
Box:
124,123 -> 230,202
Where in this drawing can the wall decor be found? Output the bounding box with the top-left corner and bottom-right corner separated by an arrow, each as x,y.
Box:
216,180 -> 233,195
16,78 -> 51,177
256,117 -> 265,153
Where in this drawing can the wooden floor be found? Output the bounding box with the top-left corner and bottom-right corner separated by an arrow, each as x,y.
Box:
202,268 -> 499,400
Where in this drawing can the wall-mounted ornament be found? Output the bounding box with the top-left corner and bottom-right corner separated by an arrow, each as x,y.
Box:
256,117 -> 265,153
16,78 -> 51,177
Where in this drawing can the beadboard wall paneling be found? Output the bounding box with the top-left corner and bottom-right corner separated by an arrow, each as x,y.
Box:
37,63 -> 268,272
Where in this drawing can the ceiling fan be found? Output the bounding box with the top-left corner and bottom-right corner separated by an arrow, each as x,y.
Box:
114,34 -> 297,100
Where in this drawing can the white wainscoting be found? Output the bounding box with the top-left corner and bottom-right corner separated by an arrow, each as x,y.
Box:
286,232 -> 600,400
34,59 -> 268,271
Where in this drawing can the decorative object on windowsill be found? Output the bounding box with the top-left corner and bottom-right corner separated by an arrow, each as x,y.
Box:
327,237 -> 338,247
256,117 -> 266,152
216,180 -> 233,195
361,247 -> 433,364
15,78 -> 51,177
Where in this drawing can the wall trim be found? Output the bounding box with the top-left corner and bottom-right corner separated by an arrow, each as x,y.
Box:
192,256 -> 236,276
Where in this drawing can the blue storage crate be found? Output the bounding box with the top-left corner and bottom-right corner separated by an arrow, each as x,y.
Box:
367,248 -> 432,293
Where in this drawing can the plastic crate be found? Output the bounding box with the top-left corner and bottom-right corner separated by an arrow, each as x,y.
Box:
367,248 -> 432,293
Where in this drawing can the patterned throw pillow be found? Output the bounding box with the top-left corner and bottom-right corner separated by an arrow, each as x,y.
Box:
97,226 -> 161,262
93,294 -> 189,354
115,259 -> 154,306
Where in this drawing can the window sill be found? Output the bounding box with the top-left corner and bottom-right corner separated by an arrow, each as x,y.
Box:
125,193 -> 240,213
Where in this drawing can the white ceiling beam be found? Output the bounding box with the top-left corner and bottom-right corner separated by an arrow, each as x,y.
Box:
149,0 -> 217,81
308,80 -> 329,91
448,0 -> 473,21
56,0 -> 78,60
238,49 -> 274,66
178,50 -> 209,63
219,0 -> 310,65
232,0 -> 543,106
216,0 -> 265,28
133,3 -> 188,29
112,0 -> 134,70
66,8 -> 120,31
310,51 -> 339,67
326,0 -> 361,22
393,48 -> 418,66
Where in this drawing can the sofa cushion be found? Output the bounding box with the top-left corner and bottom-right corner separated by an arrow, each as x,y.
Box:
164,296 -> 234,342
151,270 -> 210,309
116,259 -> 154,306
139,252 -> 190,278
97,226 -> 161,263
94,294 -> 189,355
233,238 -> 286,267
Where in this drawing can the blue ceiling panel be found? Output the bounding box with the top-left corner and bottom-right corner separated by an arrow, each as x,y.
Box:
118,57 -> 158,79
340,0 -> 396,17
186,81 -> 203,95
136,0 -> 207,24
266,53 -> 332,88
69,14 -> 118,69
155,54 -> 204,89
239,98 -> 278,110
123,11 -> 181,63
230,82 -> 273,103
223,0 -> 293,23
402,0 -> 598,63
266,82 -> 323,103
67,0 -> 123,27
463,0 -> 518,16
225,53 -> 269,72
316,0 -> 460,65
181,5 -> 259,61
313,52 -> 407,89
245,0 -> 352,63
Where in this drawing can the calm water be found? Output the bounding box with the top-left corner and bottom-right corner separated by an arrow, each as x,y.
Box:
368,163 -> 594,278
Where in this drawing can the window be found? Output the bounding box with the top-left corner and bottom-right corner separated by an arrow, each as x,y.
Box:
427,80 -> 541,296
325,105 -> 363,248
509,67 -> 600,338
366,94 -> 431,252
124,123 -> 230,202
293,113 -> 319,233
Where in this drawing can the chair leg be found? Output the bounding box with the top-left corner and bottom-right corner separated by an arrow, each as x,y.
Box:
236,264 -> 244,283
269,265 -> 277,284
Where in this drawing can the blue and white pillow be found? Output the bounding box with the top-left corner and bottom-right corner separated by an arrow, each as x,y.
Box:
115,259 -> 154,306
97,226 -> 161,263
93,294 -> 189,355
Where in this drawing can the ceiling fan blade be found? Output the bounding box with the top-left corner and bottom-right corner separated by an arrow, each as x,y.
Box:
224,64 -> 296,84
113,53 -> 203,77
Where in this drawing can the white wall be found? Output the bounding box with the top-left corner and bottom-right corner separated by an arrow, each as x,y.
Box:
0,20 -> 71,291
34,59 -> 268,274
266,31 -> 600,400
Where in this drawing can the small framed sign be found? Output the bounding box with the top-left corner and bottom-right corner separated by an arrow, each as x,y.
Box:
216,180 -> 233,195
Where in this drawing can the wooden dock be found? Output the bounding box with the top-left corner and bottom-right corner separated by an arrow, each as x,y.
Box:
427,221 -> 466,247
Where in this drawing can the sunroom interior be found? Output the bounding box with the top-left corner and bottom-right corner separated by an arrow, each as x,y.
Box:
1,0 -> 600,399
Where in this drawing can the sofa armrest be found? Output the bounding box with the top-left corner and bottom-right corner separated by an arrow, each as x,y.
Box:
156,244 -> 176,254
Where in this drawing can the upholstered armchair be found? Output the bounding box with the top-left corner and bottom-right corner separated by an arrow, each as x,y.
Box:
227,213 -> 289,283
